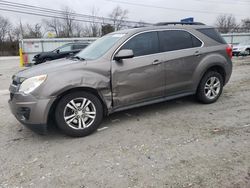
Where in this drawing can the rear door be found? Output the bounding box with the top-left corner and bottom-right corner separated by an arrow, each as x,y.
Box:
112,31 -> 165,107
158,30 -> 203,95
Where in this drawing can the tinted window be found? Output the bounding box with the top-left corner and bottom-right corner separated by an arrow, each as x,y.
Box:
121,32 -> 159,57
158,30 -> 193,52
58,45 -> 72,52
191,35 -> 202,47
73,44 -> 88,50
197,28 -> 226,44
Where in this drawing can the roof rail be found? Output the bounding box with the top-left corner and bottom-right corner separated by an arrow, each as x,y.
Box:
155,22 -> 205,26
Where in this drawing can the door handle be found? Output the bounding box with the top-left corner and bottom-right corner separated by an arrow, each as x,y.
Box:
152,59 -> 161,65
194,51 -> 202,56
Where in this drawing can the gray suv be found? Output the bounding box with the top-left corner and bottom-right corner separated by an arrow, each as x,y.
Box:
9,23 -> 233,137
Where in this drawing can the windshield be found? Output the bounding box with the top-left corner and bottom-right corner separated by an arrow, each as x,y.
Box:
53,44 -> 71,52
76,33 -> 125,60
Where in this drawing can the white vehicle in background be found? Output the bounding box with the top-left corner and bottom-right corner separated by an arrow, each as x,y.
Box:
232,40 -> 250,56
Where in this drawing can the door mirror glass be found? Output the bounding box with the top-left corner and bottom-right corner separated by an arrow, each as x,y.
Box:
114,49 -> 134,61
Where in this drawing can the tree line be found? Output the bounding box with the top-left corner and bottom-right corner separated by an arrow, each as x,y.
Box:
215,14 -> 250,33
0,6 -> 129,55
0,7 -> 250,56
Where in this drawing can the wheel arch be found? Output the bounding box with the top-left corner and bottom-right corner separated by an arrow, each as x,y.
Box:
202,65 -> 226,85
47,87 -> 108,125
195,63 -> 227,93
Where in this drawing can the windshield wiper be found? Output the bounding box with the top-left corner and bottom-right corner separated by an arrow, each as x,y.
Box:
70,56 -> 85,61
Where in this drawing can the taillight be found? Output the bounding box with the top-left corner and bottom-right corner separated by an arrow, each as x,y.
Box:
226,45 -> 232,59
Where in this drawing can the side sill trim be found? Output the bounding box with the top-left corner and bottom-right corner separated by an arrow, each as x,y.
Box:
109,92 -> 195,114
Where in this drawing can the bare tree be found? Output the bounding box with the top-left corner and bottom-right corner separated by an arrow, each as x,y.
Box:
241,18 -> 250,32
0,15 -> 18,56
0,15 -> 12,42
61,6 -> 75,37
73,22 -> 83,37
11,20 -> 26,40
89,8 -> 101,37
43,7 -> 79,38
43,18 -> 63,37
215,14 -> 238,33
101,24 -> 114,36
81,8 -> 101,37
109,6 -> 128,31
24,23 -> 42,38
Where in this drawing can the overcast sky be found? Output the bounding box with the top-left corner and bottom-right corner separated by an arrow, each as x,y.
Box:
1,0 -> 250,26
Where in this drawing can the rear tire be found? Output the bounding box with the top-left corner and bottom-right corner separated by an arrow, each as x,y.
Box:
246,49 -> 250,56
55,91 -> 103,137
196,71 -> 223,104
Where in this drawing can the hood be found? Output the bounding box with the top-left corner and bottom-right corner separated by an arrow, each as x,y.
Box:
15,58 -> 86,78
34,51 -> 53,58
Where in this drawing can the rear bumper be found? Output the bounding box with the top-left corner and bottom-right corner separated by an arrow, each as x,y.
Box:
225,59 -> 233,85
8,91 -> 56,134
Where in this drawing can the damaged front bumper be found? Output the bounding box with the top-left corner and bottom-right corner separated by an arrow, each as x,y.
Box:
8,84 -> 55,134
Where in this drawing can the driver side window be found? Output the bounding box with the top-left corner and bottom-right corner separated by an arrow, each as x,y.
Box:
120,31 -> 159,57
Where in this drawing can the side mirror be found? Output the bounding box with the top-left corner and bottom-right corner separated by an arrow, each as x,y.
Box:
114,49 -> 134,61
56,49 -> 60,54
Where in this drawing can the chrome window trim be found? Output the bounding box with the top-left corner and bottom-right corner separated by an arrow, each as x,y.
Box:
111,28 -> 204,60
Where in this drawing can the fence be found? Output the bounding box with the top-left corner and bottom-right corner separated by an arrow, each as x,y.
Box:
221,33 -> 250,45
19,37 -> 97,65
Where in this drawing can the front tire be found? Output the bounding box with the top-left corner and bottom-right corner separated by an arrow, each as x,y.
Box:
196,71 -> 223,104
43,57 -> 52,63
55,91 -> 103,137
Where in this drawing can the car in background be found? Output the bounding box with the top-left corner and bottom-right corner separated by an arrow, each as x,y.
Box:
33,42 -> 90,64
232,40 -> 250,56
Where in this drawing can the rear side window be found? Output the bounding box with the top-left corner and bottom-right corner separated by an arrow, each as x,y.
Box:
158,30 -> 200,52
73,44 -> 88,50
121,31 -> 159,57
191,35 -> 202,47
197,28 -> 226,44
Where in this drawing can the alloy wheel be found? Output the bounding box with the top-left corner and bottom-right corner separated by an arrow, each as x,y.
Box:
204,77 -> 221,100
63,98 -> 96,130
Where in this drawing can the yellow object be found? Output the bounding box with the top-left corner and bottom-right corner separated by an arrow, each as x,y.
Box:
47,32 -> 55,38
19,48 -> 24,67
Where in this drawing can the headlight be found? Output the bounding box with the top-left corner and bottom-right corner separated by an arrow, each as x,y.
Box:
34,54 -> 40,58
19,75 -> 47,94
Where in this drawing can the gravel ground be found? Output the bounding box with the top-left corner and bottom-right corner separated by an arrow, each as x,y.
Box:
0,57 -> 250,188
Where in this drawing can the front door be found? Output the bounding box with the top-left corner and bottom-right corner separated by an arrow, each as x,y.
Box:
112,31 -> 165,107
